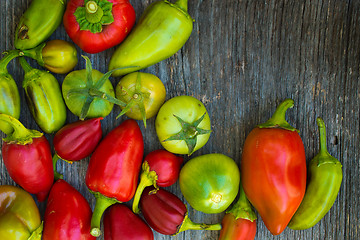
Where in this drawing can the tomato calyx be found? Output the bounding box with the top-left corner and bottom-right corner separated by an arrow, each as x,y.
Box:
163,113 -> 211,155
74,0 -> 114,33
116,72 -> 150,127
257,98 -> 299,132
66,56 -> 128,120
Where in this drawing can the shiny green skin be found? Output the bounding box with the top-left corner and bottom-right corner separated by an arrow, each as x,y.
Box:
15,0 -> 65,50
21,58 -> 66,134
0,52 -> 21,135
62,69 -> 115,119
0,185 -> 43,240
288,118 -> 343,230
179,153 -> 240,214
109,0 -> 194,77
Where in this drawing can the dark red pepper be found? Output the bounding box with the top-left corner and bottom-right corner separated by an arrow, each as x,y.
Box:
85,119 -> 144,237
132,149 -> 183,213
0,114 -> 54,202
103,204 -> 154,240
52,117 -> 103,179
63,0 -> 136,53
140,187 -> 221,235
43,179 -> 95,240
219,184 -> 257,240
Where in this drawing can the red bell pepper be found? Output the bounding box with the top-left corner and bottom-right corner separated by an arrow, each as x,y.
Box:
52,117 -> 103,179
103,204 -> 154,240
85,119 -> 144,237
63,0 -> 136,54
0,114 -> 54,202
132,149 -> 183,213
140,186 -> 221,235
240,99 -> 307,235
43,179 -> 95,240
219,184 -> 257,240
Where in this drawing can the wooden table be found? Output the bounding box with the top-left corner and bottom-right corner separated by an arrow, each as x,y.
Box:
1,0 -> 359,239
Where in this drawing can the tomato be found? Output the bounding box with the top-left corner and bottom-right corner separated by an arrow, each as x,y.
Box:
155,95 -> 211,155
116,72 -> 166,128
179,153 -> 240,214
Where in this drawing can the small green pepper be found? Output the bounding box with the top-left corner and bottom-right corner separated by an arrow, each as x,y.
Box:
108,0 -> 194,76
19,57 -> 66,134
288,117 -> 343,230
0,51 -> 21,135
14,0 -> 66,50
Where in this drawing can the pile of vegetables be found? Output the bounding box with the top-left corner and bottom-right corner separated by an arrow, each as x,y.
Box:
0,0 -> 343,239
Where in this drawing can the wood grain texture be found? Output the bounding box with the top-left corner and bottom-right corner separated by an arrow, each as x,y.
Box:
1,0 -> 359,239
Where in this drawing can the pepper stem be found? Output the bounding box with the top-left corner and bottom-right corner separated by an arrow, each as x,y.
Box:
132,161 -> 158,214
90,192 -> 119,237
226,184 -> 257,222
177,214 -> 221,234
28,221 -> 43,240
257,98 -> 298,132
0,50 -> 22,73
0,114 -> 42,144
21,43 -> 46,67
86,1 -> 104,23
19,56 -> 33,73
52,154 -> 64,181
174,0 -> 189,12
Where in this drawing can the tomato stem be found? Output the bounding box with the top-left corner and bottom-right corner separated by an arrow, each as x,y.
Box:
177,213 -> 221,234
257,98 -> 298,132
132,161 -> 158,214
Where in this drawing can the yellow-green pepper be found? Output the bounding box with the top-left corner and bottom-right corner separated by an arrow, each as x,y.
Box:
19,57 -> 66,134
288,117 -> 343,230
109,0 -> 194,77
14,0 -> 66,50
0,185 -> 43,240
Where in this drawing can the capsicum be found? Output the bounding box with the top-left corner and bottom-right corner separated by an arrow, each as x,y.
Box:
140,187 -> 222,235
0,185 -> 43,240
42,180 -> 95,240
85,119 -> 144,237
0,114 -> 54,202
108,0 -> 194,76
104,204 -> 154,240
240,99 -> 307,235
63,0 -> 136,54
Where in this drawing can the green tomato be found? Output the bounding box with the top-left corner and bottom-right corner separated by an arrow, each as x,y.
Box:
116,72 -> 166,128
155,95 -> 211,155
179,153 -> 240,214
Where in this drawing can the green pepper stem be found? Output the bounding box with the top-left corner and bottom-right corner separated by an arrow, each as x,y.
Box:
175,0 -> 189,12
226,184 -> 257,222
132,161 -> 158,214
28,221 -> 43,240
86,1 -> 104,23
19,57 -> 33,73
22,43 -> 46,67
0,114 -> 42,144
177,214 -> 221,234
0,50 -> 22,72
257,98 -> 298,132
52,154 -> 64,181
90,193 -> 119,237
316,117 -> 329,155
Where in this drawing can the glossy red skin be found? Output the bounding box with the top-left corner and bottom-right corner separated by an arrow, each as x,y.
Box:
145,149 -> 183,187
63,0 -> 136,54
85,119 -> 144,201
104,204 -> 154,240
53,117 -> 103,161
140,187 -> 187,235
219,214 -> 256,240
241,127 -> 306,235
43,179 -> 95,240
2,136 -> 54,201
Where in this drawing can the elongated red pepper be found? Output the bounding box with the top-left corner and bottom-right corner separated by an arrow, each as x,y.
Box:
0,114 -> 54,202
132,149 -> 183,213
52,117 -> 103,179
43,179 -> 95,240
63,0 -> 136,53
85,119 -> 144,237
219,185 -> 257,240
140,187 -> 221,235
104,204 -> 154,240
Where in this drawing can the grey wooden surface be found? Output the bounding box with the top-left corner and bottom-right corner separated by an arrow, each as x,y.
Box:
1,0 -> 359,239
